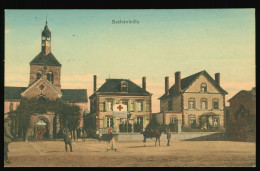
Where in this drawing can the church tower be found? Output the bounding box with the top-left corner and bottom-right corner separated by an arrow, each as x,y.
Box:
41,21 -> 51,55
29,21 -> 62,92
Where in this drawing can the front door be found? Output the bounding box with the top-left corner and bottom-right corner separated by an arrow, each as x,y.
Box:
36,120 -> 48,139
37,125 -> 47,139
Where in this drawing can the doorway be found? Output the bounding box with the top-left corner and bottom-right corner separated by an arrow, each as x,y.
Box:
36,120 -> 49,139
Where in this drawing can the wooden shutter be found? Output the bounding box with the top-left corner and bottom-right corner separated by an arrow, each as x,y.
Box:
128,100 -> 131,112
104,101 -> 107,112
134,117 -> 137,124
134,101 -> 136,112
113,116 -> 117,132
143,117 -> 146,129
142,101 -> 146,112
103,116 -> 107,128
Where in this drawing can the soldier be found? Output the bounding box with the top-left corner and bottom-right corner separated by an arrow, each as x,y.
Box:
166,129 -> 171,146
107,129 -> 117,152
4,118 -> 14,164
63,128 -> 73,152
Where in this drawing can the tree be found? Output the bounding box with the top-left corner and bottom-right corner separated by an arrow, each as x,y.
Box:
14,98 -> 81,141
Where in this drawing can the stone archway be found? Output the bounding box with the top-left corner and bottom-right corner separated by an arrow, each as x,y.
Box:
27,113 -> 54,140
35,116 -> 50,139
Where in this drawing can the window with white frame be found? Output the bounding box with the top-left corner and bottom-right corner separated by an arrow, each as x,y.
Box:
201,98 -> 208,109
107,101 -> 113,111
189,115 -> 196,128
137,117 -> 143,124
136,102 -> 142,112
107,117 -> 113,128
188,98 -> 196,109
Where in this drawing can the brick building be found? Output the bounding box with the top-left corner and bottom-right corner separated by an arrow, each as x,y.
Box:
4,22 -> 88,140
86,75 -> 152,134
158,70 -> 228,131
227,87 -> 256,142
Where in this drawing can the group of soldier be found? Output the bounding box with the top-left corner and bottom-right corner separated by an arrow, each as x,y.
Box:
4,119 -> 171,165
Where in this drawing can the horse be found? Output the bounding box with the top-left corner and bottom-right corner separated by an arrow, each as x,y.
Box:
141,129 -> 163,147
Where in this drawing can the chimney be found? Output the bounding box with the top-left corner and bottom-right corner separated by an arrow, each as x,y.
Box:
93,75 -> 97,92
215,73 -> 220,85
165,77 -> 169,96
175,71 -> 181,93
142,77 -> 146,91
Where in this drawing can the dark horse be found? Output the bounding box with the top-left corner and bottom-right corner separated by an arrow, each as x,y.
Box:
141,129 -> 163,147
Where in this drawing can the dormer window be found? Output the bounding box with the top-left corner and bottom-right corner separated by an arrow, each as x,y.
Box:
201,83 -> 207,93
121,81 -> 128,92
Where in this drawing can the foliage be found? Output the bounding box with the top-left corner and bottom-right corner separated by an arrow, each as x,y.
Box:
15,98 -> 81,137
145,116 -> 161,131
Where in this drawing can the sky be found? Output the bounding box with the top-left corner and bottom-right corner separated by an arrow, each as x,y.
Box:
5,9 -> 255,112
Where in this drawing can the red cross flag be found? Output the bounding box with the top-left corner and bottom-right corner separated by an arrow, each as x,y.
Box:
113,104 -> 127,112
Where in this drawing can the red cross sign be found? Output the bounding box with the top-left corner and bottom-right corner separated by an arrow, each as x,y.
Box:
117,105 -> 123,111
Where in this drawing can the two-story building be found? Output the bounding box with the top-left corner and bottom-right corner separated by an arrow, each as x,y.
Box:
86,76 -> 152,134
158,70 -> 228,131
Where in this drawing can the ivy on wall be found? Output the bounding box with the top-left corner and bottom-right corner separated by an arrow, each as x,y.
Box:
14,98 -> 81,137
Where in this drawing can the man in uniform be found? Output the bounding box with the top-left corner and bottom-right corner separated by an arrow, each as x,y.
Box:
4,118 -> 13,164
63,128 -> 73,152
107,129 -> 117,152
166,129 -> 171,146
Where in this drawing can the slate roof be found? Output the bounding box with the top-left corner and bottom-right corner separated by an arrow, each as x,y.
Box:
159,70 -> 228,99
90,79 -> 152,98
61,89 -> 88,103
30,52 -> 61,66
228,87 -> 256,102
4,87 -> 27,100
4,87 -> 88,103
42,22 -> 51,38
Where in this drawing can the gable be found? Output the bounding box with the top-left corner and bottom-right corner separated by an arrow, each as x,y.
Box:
21,77 -> 62,100
185,74 -> 220,93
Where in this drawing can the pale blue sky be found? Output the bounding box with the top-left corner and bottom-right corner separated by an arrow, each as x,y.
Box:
5,9 -> 255,112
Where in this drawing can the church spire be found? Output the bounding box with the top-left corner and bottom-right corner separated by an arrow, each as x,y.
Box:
41,19 -> 51,55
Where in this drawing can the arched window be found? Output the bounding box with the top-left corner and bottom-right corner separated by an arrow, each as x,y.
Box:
201,98 -> 208,110
37,96 -> 47,104
37,71 -> 42,79
121,81 -> 128,92
212,98 -> 219,109
188,98 -> 196,109
201,83 -> 207,93
47,72 -> 54,84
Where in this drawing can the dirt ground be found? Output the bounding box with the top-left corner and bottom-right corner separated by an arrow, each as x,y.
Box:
4,139 -> 256,167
